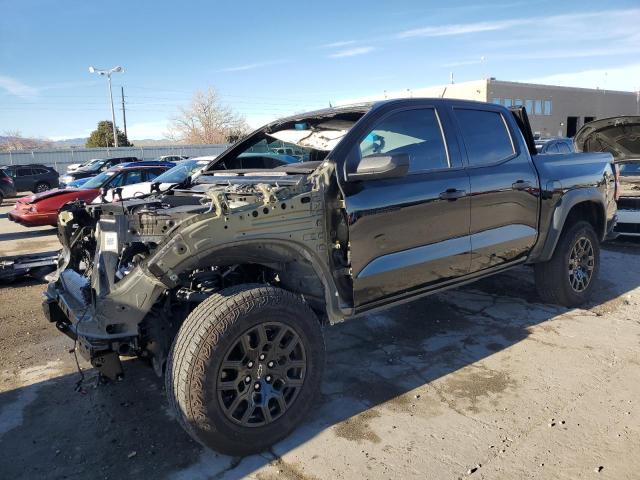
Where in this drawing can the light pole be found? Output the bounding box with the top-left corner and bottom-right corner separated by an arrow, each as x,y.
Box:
89,65 -> 124,147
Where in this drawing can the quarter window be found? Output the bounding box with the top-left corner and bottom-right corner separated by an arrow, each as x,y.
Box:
453,109 -> 515,166
358,108 -> 449,173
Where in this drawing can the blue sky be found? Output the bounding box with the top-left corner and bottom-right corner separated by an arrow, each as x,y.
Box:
1,0 -> 639,140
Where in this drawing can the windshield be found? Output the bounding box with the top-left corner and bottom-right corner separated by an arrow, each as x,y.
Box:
153,160 -> 208,184
81,170 -> 116,189
81,158 -> 102,167
619,162 -> 640,176
80,160 -> 106,172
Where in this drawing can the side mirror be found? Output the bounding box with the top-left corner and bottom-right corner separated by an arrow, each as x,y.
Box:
348,153 -> 410,181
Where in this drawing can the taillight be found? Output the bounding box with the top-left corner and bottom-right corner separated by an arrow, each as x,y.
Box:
614,163 -> 620,201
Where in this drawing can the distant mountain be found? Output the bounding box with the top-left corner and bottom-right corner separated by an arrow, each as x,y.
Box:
50,137 -> 178,148
52,137 -> 86,147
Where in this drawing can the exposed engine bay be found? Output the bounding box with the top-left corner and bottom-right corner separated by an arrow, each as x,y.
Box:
45,164 -> 350,378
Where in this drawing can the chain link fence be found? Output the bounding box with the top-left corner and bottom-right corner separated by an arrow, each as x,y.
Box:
0,144 -> 230,172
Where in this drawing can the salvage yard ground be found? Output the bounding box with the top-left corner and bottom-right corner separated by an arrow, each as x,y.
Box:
0,203 -> 639,479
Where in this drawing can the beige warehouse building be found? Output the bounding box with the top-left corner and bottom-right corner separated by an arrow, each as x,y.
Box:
345,78 -> 639,138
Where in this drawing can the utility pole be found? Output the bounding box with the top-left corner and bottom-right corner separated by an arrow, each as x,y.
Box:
89,66 -> 124,147
107,75 -> 118,147
121,86 -> 128,140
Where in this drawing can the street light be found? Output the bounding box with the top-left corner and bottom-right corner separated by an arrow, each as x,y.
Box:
89,65 -> 124,147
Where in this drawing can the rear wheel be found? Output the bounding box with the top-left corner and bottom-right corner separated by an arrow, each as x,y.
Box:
165,284 -> 325,455
34,182 -> 50,193
535,220 -> 600,306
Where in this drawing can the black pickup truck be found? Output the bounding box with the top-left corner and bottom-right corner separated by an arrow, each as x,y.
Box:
44,99 -> 617,455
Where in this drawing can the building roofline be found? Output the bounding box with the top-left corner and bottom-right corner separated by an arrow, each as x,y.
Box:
487,78 -> 637,96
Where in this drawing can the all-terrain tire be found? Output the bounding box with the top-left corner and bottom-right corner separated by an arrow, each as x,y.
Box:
534,220 -> 600,307
165,284 -> 325,456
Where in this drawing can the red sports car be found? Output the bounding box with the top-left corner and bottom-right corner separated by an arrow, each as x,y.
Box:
8,165 -> 169,227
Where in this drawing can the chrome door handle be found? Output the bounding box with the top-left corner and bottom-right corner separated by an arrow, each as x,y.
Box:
512,180 -> 532,190
439,188 -> 466,200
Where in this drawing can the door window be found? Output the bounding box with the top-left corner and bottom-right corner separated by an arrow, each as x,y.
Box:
144,168 -> 166,181
358,108 -> 449,173
123,170 -> 143,185
16,168 -> 33,177
453,109 -> 515,166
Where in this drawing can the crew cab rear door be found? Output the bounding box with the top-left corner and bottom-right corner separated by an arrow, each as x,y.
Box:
449,104 -> 540,272
342,102 -> 471,309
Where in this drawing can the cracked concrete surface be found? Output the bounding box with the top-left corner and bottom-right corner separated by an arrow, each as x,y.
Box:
0,230 -> 639,478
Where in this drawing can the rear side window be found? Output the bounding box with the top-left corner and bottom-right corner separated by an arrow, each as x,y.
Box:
454,109 -> 515,166
359,108 -> 449,173
16,168 -> 33,176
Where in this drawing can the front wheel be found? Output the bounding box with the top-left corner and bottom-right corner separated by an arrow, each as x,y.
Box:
34,182 -> 50,193
165,284 -> 325,456
534,220 -> 600,306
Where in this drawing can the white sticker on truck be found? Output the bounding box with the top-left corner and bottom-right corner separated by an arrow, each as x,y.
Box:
103,231 -> 118,252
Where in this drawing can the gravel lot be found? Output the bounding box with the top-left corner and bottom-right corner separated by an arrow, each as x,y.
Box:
0,204 -> 639,479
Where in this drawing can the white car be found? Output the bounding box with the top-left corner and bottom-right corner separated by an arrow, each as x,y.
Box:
94,156 -> 215,203
66,158 -> 103,173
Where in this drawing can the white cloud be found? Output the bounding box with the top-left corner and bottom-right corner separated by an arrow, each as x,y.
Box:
219,60 -> 288,72
319,40 -> 357,49
397,8 -> 640,40
398,19 -> 524,38
328,46 -> 375,58
525,63 -> 640,92
0,74 -> 39,98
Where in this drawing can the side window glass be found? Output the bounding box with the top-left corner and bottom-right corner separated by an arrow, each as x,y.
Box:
453,109 -> 515,166
358,108 -> 449,173
17,168 -> 33,177
124,171 -> 143,185
145,169 -> 163,181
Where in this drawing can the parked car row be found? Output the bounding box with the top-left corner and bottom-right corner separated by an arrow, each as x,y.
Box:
0,155 -> 197,204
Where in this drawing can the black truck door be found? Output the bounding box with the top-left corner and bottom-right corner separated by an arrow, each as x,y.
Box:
450,105 -> 540,272
343,104 -> 471,308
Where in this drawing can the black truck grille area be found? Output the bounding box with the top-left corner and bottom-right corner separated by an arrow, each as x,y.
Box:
616,223 -> 640,234
618,197 -> 640,210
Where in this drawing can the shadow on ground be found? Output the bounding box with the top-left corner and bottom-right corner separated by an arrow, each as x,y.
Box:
0,228 -> 57,242
0,243 -> 638,479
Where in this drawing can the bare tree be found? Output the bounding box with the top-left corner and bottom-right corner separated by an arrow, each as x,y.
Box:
168,88 -> 250,144
1,130 -> 52,151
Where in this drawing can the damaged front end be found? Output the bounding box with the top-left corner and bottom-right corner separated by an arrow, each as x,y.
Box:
43,164 -> 351,379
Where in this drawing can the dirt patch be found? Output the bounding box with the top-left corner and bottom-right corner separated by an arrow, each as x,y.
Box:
589,295 -> 629,316
440,366 -> 517,413
257,456 -> 320,480
333,409 -> 381,444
